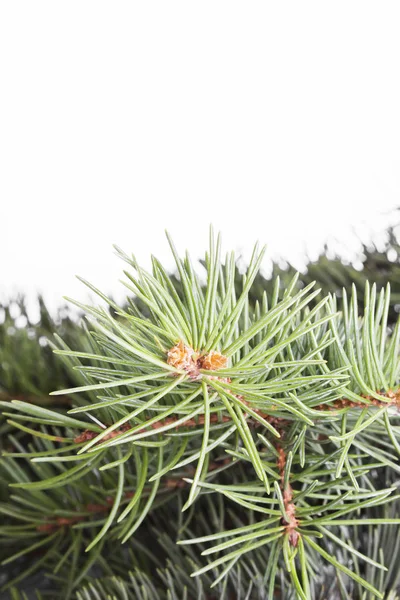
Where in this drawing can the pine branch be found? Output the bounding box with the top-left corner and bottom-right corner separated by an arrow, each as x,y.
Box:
2,227 -> 400,598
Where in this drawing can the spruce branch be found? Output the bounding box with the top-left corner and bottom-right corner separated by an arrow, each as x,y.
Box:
2,227 -> 400,598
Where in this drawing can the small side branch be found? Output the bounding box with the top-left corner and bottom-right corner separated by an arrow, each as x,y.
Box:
277,445 -> 299,547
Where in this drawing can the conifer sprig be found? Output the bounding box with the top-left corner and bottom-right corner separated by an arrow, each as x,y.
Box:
1,228 -> 400,599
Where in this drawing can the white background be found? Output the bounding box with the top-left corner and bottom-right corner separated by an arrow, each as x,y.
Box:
1,2 -> 400,316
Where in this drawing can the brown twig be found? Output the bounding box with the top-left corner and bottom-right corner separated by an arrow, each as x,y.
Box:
35,457 -> 231,533
316,389 -> 400,411
276,444 -> 299,547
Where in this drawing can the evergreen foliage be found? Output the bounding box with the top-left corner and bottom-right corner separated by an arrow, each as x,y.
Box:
1,227 -> 400,599
247,225 -> 400,326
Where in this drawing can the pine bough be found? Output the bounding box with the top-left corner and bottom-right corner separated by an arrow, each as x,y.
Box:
1,229 -> 400,599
